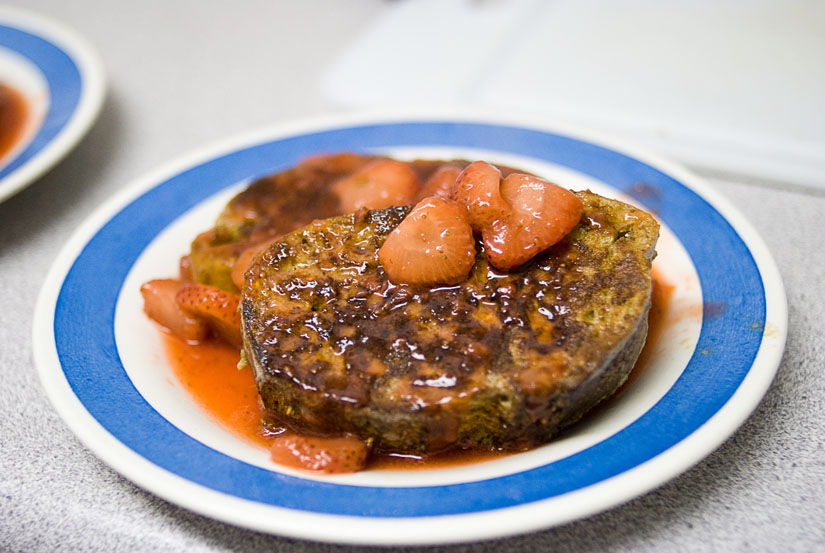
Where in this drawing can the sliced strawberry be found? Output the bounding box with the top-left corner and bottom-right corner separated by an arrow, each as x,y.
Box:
270,433 -> 368,473
175,283 -> 242,347
483,173 -> 582,270
452,162 -> 583,271
178,255 -> 194,282
502,173 -> 582,245
298,151 -> 371,173
230,237 -> 280,290
332,159 -> 419,214
416,164 -> 463,201
450,161 -> 510,229
378,197 -> 476,286
141,279 -> 209,342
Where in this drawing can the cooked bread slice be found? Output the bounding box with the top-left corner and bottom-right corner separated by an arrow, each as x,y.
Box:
241,191 -> 659,453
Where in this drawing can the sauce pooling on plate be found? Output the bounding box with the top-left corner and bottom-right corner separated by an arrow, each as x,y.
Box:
0,84 -> 29,163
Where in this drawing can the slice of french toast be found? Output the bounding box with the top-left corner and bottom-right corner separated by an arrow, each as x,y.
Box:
241,191 -> 659,454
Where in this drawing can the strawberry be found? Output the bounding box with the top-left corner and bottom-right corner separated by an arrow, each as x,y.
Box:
178,255 -> 194,281
450,161 -> 510,229
485,173 -> 582,271
416,164 -> 462,201
270,433 -> 368,473
175,283 -> 242,347
452,161 -> 582,272
230,237 -> 280,290
298,151 -> 371,173
378,197 -> 476,286
332,159 -> 419,214
141,279 -> 209,342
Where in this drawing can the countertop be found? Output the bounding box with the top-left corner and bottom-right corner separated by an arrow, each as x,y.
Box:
1,2 -> 823,551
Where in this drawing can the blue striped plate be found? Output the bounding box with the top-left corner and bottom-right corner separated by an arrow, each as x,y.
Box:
0,7 -> 105,202
33,113 -> 787,545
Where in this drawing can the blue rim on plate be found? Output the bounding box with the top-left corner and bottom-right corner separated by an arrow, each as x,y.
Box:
0,9 -> 105,202
0,23 -> 80,180
52,121 -> 769,517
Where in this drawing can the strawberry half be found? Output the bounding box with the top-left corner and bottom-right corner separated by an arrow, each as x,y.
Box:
452,162 -> 582,271
416,164 -> 463,201
332,159 -> 419,214
270,433 -> 369,473
484,173 -> 582,270
175,282 -> 242,347
450,161 -> 510,229
230,237 -> 280,290
141,279 -> 209,342
378,197 -> 476,286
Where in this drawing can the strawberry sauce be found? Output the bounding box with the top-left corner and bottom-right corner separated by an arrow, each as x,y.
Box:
0,84 -> 29,162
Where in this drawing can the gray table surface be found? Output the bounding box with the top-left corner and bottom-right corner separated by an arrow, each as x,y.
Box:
1,2 -> 823,551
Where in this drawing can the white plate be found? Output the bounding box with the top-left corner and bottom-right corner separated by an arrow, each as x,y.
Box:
0,7 -> 105,202
33,112 -> 787,546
